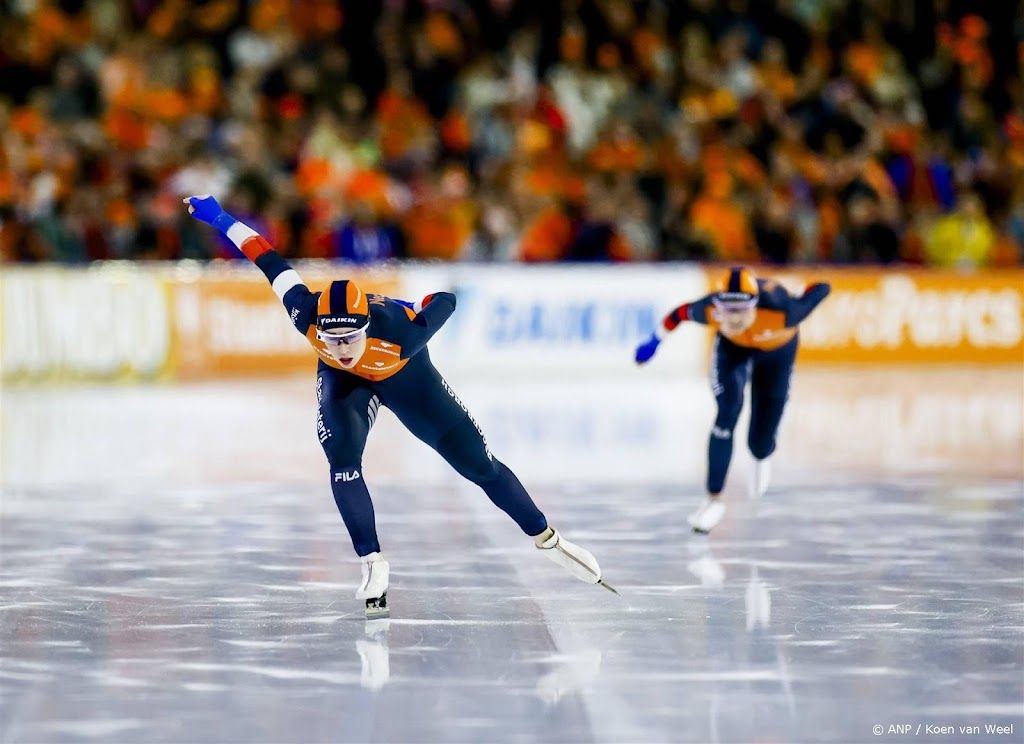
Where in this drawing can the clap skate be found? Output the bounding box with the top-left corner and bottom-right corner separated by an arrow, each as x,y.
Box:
687,496 -> 726,534
356,552 -> 390,619
535,528 -> 618,595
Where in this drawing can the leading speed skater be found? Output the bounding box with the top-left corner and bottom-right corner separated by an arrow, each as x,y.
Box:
635,267 -> 831,534
185,195 -> 615,618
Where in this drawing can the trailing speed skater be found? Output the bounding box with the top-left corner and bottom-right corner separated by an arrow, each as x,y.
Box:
635,266 -> 830,534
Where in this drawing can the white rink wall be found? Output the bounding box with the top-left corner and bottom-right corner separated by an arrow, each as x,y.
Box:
401,264 -> 708,377
0,263 -> 709,381
3,370 -> 1020,492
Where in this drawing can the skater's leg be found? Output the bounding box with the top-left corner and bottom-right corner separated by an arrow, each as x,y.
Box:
383,356 -> 607,588
317,368 -> 380,557
690,338 -> 751,533
429,401 -> 604,585
707,337 -> 751,495
435,417 -> 548,536
747,339 -> 797,461
382,354 -> 547,536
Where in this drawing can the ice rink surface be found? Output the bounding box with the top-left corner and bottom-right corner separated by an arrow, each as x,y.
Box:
2,368 -> 1022,743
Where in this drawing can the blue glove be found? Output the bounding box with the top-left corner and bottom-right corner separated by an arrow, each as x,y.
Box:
184,195 -> 234,232
635,335 -> 660,365
392,299 -> 415,310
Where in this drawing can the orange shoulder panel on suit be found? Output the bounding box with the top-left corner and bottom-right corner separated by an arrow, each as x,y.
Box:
709,308 -> 797,350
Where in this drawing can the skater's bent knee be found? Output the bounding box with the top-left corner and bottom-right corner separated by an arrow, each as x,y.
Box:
714,407 -> 742,430
452,453 -> 500,484
323,440 -> 365,469
436,418 -> 498,484
748,433 -> 777,459
747,429 -> 778,459
711,424 -> 735,440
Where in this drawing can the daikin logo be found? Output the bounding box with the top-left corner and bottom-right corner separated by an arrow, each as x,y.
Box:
488,300 -> 655,345
320,316 -> 359,325
335,470 -> 361,482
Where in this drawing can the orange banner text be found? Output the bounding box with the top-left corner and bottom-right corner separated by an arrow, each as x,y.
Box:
756,268 -> 1024,365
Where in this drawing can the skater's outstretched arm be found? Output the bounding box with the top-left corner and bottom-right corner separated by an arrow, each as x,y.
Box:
635,294 -> 713,364
784,282 -> 831,327
184,195 -> 318,334
399,292 -> 457,358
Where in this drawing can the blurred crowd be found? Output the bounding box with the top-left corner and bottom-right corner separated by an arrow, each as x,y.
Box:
1,0 -> 1022,267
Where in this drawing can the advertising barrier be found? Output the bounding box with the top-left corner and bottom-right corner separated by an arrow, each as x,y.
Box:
402,264 -> 708,377
1,265 -> 172,381
1,263 -> 1021,382
0,262 -> 401,381
765,269 -> 1024,365
169,264 -> 401,379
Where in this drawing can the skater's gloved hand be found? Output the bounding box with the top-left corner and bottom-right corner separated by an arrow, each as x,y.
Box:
635,335 -> 660,365
183,195 -> 234,232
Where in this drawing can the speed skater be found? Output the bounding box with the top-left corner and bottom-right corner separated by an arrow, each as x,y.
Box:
635,267 -> 830,534
185,195 -> 616,618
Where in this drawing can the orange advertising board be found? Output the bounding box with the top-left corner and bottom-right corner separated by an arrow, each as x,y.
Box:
169,265 -> 403,378
756,269 -> 1024,364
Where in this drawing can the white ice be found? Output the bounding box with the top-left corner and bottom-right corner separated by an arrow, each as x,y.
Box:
1,368 -> 1021,743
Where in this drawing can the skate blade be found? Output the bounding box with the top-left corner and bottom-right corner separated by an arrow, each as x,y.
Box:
597,579 -> 620,596
365,591 -> 389,620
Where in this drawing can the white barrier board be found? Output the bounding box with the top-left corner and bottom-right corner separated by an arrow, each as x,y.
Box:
402,264 -> 708,378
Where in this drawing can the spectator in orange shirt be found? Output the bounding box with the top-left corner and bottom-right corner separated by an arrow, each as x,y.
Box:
689,173 -> 758,262
519,202 -> 574,262
403,169 -> 476,261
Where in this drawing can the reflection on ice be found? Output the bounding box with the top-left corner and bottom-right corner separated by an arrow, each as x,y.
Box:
687,541 -> 726,588
357,619 -> 391,691
684,544 -> 772,632
744,567 -> 771,633
536,649 -> 604,705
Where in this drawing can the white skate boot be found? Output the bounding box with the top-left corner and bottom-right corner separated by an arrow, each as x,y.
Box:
687,496 -> 726,534
749,457 -> 772,499
535,528 -> 618,594
355,552 -> 390,619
